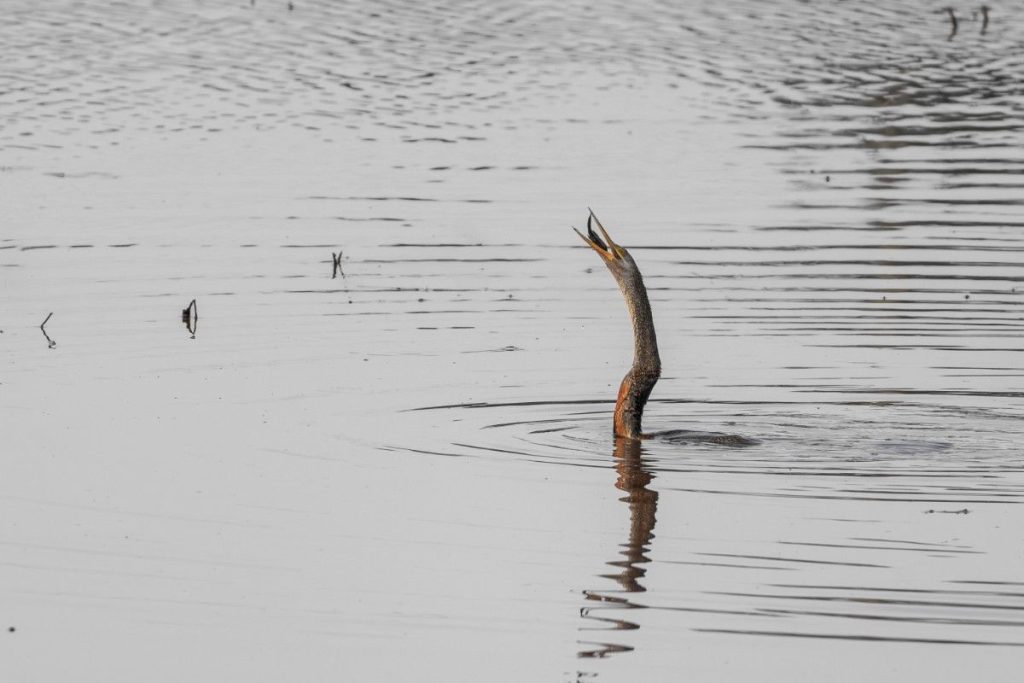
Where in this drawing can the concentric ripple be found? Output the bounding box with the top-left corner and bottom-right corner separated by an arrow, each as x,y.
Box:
395,395 -> 1024,656
398,397 -> 1023,504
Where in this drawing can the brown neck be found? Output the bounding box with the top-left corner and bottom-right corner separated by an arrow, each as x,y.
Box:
614,368 -> 660,439
612,268 -> 661,439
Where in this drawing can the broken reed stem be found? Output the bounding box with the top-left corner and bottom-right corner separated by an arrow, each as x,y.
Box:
332,251 -> 344,279
40,312 -> 56,348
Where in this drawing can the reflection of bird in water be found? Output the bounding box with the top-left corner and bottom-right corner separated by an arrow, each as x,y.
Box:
578,437 -> 658,660
575,211 -> 756,446
574,211 -> 660,440
605,438 -> 658,594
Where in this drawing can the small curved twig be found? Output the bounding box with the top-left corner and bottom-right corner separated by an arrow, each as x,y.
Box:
40,312 -> 56,349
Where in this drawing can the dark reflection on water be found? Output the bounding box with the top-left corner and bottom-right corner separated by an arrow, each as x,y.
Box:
578,438 -> 657,659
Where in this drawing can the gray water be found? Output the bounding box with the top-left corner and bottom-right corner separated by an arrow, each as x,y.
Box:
3,1 -> 1024,681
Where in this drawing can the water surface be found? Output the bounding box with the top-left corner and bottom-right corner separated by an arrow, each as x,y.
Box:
3,1 -> 1023,681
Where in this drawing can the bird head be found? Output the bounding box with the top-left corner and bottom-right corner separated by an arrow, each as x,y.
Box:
574,210 -> 640,276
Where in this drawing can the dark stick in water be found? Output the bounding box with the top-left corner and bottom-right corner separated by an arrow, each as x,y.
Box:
40,312 -> 56,349
332,250 -> 345,279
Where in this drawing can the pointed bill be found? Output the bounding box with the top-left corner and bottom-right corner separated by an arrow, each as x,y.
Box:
573,225 -> 607,256
574,209 -> 626,262
587,209 -> 618,253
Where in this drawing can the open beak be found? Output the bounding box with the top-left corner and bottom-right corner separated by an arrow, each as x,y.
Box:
573,209 -> 622,261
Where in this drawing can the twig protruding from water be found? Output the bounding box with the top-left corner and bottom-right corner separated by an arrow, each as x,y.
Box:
40,312 -> 56,349
181,299 -> 198,338
332,250 -> 345,279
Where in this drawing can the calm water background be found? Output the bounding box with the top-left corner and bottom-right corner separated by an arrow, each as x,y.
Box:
3,1 -> 1024,680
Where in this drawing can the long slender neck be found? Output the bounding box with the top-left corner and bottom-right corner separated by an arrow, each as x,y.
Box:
612,268 -> 661,439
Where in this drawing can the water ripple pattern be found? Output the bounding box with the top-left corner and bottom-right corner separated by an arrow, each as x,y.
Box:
5,1 -> 1022,144
4,0 -> 1024,679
